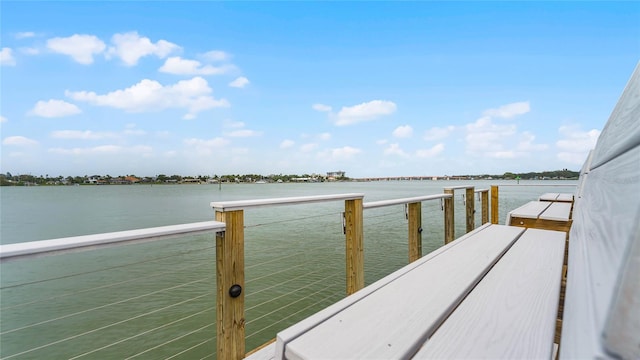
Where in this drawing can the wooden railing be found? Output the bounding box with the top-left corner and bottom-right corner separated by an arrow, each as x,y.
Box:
211,187 -> 491,359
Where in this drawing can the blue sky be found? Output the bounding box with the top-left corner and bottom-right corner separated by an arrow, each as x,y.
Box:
1,1 -> 638,178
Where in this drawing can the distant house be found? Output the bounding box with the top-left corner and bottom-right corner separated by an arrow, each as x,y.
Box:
124,176 -> 140,184
326,171 -> 345,181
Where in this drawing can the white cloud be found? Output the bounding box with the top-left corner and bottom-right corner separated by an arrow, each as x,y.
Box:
29,99 -> 82,118
51,130 -> 117,140
66,76 -> 229,119
300,143 -> 318,152
159,56 -> 235,75
465,116 -> 517,154
107,32 -> 180,66
16,32 -> 36,39
384,143 -> 409,157
482,101 -> 530,119
20,47 -> 40,55
424,126 -> 455,141
280,139 -> 295,149
1,47 -> 16,66
225,129 -> 261,137
392,125 -> 413,138
47,34 -> 106,64
224,119 -> 245,128
376,139 -> 388,145
0,115 -> 7,123
183,137 -> 230,156
416,143 -> 445,158
312,103 -> 332,112
184,137 -> 230,148
556,125 -> 600,164
229,76 -> 249,88
202,50 -> 230,62
318,132 -> 331,141
319,146 -> 362,161
517,132 -> 548,152
335,100 -> 397,126
48,145 -> 153,155
3,136 -> 38,146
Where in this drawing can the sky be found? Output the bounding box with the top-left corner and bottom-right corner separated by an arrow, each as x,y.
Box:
1,1 -> 638,178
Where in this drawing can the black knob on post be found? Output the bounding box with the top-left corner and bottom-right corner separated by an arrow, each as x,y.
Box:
229,284 -> 242,298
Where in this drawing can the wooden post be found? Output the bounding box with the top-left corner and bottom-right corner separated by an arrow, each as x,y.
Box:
344,198 -> 364,295
216,210 -> 245,360
465,187 -> 475,233
481,190 -> 489,224
491,185 -> 499,224
408,202 -> 422,262
444,189 -> 454,244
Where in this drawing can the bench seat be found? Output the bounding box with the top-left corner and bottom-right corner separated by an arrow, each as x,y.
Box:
539,193 -> 574,203
261,224 -> 565,359
508,201 -> 573,233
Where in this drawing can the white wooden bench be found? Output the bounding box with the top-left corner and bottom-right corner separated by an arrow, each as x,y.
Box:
507,200 -> 573,233
247,224 -> 566,359
539,193 -> 574,203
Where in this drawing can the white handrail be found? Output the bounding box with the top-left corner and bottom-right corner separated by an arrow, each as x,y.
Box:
0,221 -> 226,260
363,194 -> 452,210
210,193 -> 365,212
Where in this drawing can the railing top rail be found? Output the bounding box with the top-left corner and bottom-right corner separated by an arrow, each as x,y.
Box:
363,194 -> 452,210
210,193 -> 365,212
443,185 -> 475,190
0,220 -> 225,261
475,188 -> 489,193
495,184 -> 577,187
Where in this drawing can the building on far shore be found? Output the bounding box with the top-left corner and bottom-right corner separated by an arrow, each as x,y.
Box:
326,171 -> 345,181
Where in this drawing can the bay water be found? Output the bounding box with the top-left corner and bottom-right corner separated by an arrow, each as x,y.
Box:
0,180 -> 576,359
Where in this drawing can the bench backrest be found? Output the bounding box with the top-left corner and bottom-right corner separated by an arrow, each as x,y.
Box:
561,63 -> 640,359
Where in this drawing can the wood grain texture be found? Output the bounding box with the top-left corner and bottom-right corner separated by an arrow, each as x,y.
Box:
491,185 -> 499,224
539,193 -> 560,201
414,228 -> 566,359
408,202 -> 422,262
465,187 -> 475,233
444,188 -> 455,243
539,202 -> 572,221
216,210 -> 246,360
344,198 -> 364,295
508,201 -> 551,220
481,190 -> 489,224
283,225 -> 525,360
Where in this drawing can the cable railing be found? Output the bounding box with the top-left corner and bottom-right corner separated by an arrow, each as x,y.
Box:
2,187 -> 499,360
0,222 -> 224,360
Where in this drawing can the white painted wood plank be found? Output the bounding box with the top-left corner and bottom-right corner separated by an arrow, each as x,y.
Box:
210,193 -> 364,211
507,201 -> 551,223
283,225 -> 525,360
363,194 -> 451,209
539,193 -> 560,201
274,223 -> 495,359
415,228 -> 566,359
556,193 -> 575,202
244,343 -> 275,360
539,202 -> 572,221
0,221 -> 225,260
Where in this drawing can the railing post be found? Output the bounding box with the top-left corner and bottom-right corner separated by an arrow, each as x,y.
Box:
216,210 -> 245,360
444,189 -> 454,244
491,185 -> 499,224
481,190 -> 489,224
465,187 -> 475,233
407,202 -> 422,262
344,198 -> 364,295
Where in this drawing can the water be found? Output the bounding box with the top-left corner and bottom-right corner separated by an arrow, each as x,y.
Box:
0,180 -> 576,359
